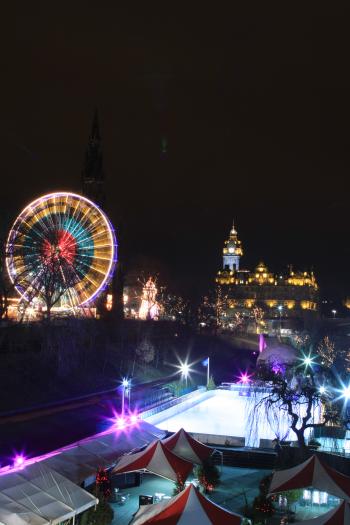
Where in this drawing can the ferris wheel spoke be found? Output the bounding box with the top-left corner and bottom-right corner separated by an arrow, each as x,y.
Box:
6,192 -> 116,313
73,215 -> 102,240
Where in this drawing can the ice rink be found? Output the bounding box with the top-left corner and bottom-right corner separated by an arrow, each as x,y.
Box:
153,389 -> 315,447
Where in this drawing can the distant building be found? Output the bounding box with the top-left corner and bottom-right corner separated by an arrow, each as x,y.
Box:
216,221 -> 319,329
81,110 -> 105,208
139,278 -> 160,320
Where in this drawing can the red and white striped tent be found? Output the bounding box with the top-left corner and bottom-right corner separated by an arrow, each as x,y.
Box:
162,428 -> 213,464
293,500 -> 350,525
130,483 -> 242,525
112,440 -> 193,483
269,456 -> 350,501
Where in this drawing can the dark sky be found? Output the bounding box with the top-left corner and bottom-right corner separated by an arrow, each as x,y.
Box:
1,5 -> 350,300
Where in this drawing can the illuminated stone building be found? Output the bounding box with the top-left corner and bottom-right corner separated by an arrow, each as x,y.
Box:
216,222 -> 319,328
223,222 -> 242,271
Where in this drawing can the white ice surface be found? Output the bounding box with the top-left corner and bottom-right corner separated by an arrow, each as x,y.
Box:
155,390 -> 315,447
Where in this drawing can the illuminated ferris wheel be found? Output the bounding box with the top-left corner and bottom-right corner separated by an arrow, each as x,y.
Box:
6,192 -> 117,311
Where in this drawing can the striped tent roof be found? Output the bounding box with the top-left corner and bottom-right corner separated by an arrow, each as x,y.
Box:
162,429 -> 213,464
130,483 -> 242,525
112,441 -> 193,483
293,500 -> 350,525
269,456 -> 350,502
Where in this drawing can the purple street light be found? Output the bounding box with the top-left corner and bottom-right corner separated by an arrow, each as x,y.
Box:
116,417 -> 126,429
121,378 -> 130,416
13,454 -> 26,468
238,372 -> 251,384
130,413 -> 139,424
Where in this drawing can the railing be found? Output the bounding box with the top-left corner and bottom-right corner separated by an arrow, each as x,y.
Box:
140,387 -> 207,420
319,447 -> 350,457
219,383 -> 273,394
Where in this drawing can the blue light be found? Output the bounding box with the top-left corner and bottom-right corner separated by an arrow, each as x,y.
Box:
342,385 -> 350,400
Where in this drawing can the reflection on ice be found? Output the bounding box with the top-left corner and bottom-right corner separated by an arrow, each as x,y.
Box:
153,389 -> 320,447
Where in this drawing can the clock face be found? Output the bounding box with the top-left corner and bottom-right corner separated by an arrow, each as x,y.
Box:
228,247 -> 234,253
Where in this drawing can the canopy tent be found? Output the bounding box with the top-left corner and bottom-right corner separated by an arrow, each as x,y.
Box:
269,456 -> 350,502
130,483 -> 242,525
112,440 -> 193,483
293,500 -> 350,525
0,462 -> 97,525
0,420 -> 165,525
44,420 -> 165,484
162,428 -> 213,464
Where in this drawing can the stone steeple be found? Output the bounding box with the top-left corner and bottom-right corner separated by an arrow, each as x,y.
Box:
81,109 -> 105,207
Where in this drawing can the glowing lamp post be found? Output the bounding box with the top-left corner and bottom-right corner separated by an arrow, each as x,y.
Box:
180,363 -> 190,388
277,305 -> 283,336
13,454 -> 25,469
303,356 -> 312,367
240,373 -> 250,385
342,385 -> 350,400
130,414 -> 138,424
332,309 -> 337,318
121,378 -> 130,416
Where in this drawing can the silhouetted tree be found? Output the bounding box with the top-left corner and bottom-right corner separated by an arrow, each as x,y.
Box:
249,362 -> 341,449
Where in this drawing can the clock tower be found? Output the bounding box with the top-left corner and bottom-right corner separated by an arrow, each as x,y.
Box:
223,221 -> 243,271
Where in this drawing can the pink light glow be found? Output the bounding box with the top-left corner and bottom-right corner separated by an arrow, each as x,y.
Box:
105,409 -> 140,431
259,333 -> 267,353
0,414 -> 149,476
116,417 -> 126,429
13,454 -> 25,468
238,372 -> 251,384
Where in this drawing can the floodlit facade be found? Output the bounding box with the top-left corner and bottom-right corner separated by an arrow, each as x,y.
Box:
139,278 -> 160,320
216,221 -> 319,328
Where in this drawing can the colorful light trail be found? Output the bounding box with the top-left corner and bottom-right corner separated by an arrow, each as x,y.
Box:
6,192 -> 117,311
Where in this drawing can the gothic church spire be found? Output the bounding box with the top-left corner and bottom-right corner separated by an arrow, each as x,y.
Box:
81,109 -> 105,207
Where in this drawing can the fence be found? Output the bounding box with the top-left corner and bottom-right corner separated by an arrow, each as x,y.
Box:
140,386 -> 208,423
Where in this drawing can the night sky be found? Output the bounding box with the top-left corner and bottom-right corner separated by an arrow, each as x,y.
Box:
1,6 -> 350,301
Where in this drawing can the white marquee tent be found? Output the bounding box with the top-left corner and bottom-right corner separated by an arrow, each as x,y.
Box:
44,420 -> 165,484
0,420 -> 165,525
0,462 -> 97,525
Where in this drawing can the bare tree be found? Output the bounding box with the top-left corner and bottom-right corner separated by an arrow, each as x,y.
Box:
0,236 -> 31,321
249,363 -> 341,449
317,336 -> 336,368
159,288 -> 190,324
136,337 -> 155,367
345,349 -> 350,374
8,230 -> 80,321
0,238 -> 10,320
251,306 -> 265,333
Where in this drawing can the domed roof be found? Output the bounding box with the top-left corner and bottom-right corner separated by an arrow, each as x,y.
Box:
255,261 -> 268,273
257,337 -> 298,365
